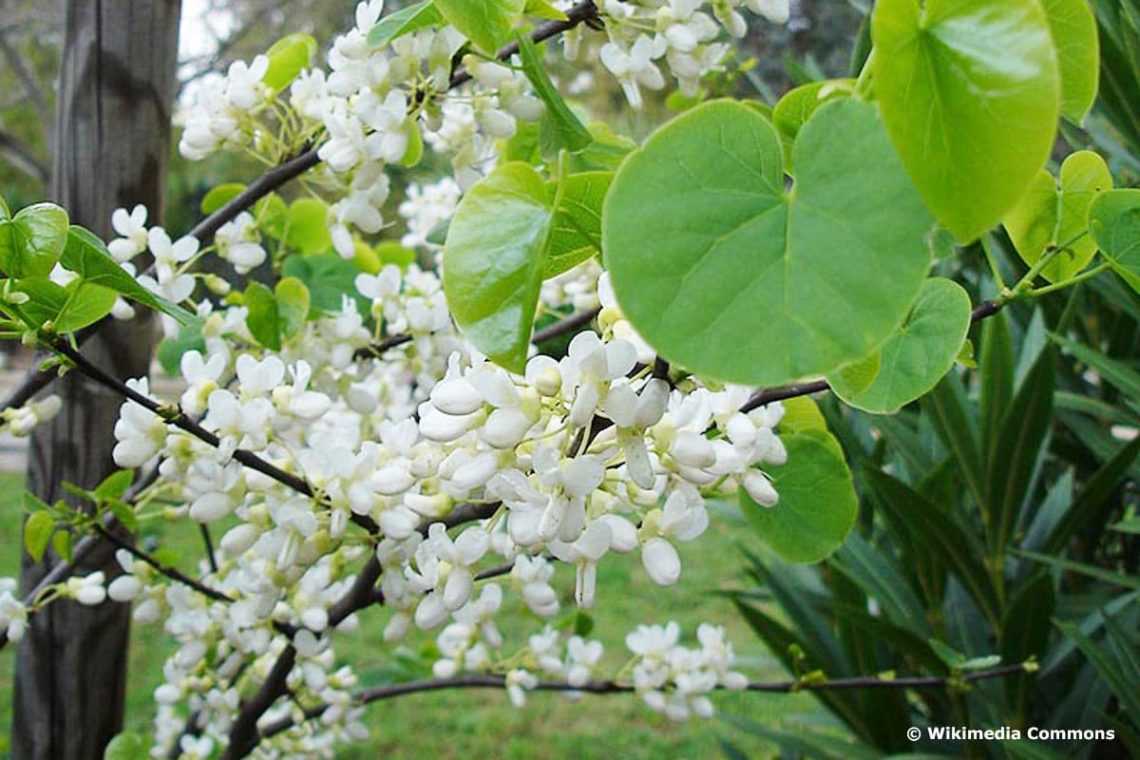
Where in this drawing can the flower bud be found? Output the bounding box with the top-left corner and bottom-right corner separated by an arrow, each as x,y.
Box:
107,576 -> 141,603
743,471 -> 779,507
430,377 -> 484,416
641,537 -> 681,586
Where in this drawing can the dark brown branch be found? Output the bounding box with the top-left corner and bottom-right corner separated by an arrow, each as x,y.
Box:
533,306 -> 601,344
353,333 -> 414,361
260,663 -> 1030,739
92,524 -> 231,604
448,2 -> 601,90
221,646 -> 298,760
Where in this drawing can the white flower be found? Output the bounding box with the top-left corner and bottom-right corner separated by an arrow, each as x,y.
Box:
65,572 -> 107,606
147,227 -> 198,268
549,520 -> 612,607
407,523 -> 490,628
0,579 -> 28,642
743,470 -> 778,507
179,350 -> 226,417
600,36 -> 666,109
107,205 -> 149,262
566,636 -> 604,687
511,555 -> 559,617
215,212 -> 267,274
746,0 -> 790,24
225,55 -> 269,110
113,379 -> 166,468
505,668 -> 537,708
108,575 -> 142,602
272,361 -> 331,419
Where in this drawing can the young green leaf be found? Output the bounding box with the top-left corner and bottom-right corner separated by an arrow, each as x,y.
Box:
545,171 -> 611,277
772,79 -> 854,168
367,1 -> 444,48
200,183 -> 247,215
872,0 -> 1061,241
604,98 -> 933,386
104,732 -> 153,760
434,0 -> 525,54
245,282 -> 282,350
282,253 -> 370,316
1088,188 -> 1140,293
263,34 -> 318,90
275,276 -> 311,340
157,321 -> 206,376
95,470 -> 134,501
284,198 -> 332,255
1041,0 -> 1100,124
828,278 -> 972,414
516,34 -> 592,155
741,429 -> 858,563
1003,151 -> 1113,282
23,511 -> 55,562
13,278 -> 116,333
60,226 -> 197,325
0,202 -> 69,278
443,163 -> 553,372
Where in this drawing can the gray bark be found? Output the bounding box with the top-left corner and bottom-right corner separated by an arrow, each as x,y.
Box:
13,2 -> 182,758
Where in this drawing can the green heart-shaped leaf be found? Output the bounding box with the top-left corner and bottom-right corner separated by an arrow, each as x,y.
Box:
828,278 -> 972,414
443,162 -> 553,372
1042,0 -> 1099,124
741,429 -> 858,563
0,202 -> 69,277
1003,151 -> 1112,283
1089,189 -> 1140,293
872,0 -> 1061,242
603,98 -> 933,386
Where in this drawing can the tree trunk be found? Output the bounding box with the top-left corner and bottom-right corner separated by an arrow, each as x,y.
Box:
13,2 -> 182,758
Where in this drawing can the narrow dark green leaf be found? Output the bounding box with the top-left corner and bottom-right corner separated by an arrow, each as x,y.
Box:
924,373 -> 987,510
1050,332 -> 1140,400
1013,549 -> 1140,590
866,468 -> 1000,626
1000,572 -> 1053,718
979,310 -> 1014,459
987,347 -> 1056,554
516,34 -> 592,155
1057,620 -> 1140,718
1044,436 -> 1140,552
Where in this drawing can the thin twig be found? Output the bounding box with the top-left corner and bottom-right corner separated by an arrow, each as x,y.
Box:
259,664 -> 1030,739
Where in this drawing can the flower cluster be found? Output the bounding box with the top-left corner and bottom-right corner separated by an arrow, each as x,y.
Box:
174,0 -> 789,261
627,621 -> 749,720
19,1 -> 799,756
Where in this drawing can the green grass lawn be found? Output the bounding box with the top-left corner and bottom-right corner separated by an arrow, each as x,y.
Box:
0,472 -> 829,758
